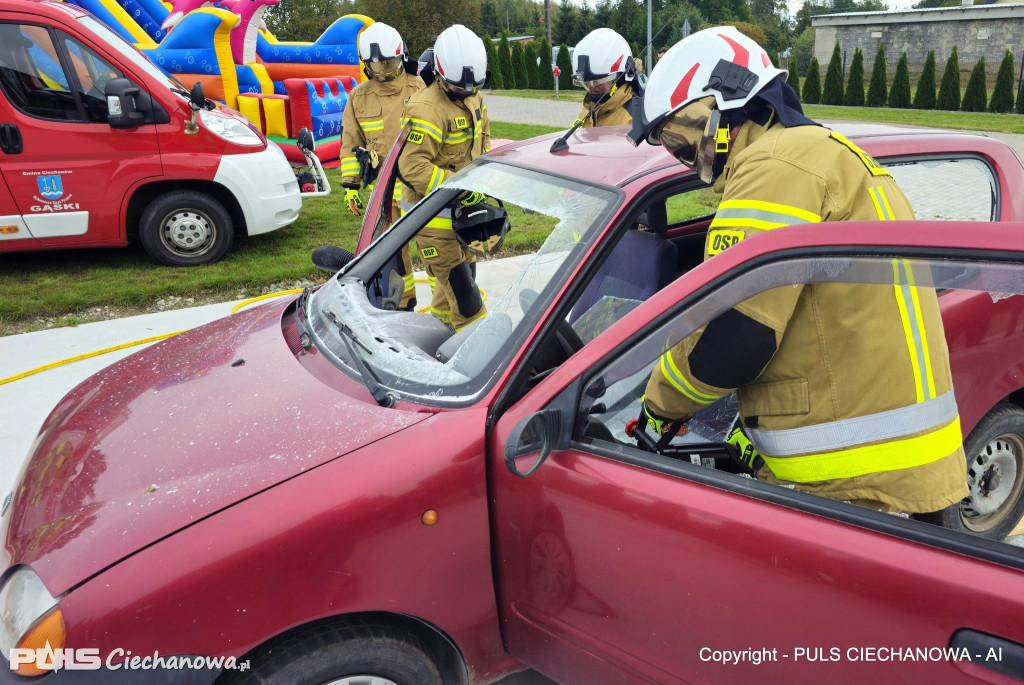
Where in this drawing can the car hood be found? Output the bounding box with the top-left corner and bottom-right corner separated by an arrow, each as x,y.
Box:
3,301 -> 429,594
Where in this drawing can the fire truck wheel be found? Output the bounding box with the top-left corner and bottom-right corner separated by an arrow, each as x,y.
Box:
140,190 -> 234,266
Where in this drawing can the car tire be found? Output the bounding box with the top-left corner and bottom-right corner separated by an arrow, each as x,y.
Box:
941,403 -> 1024,539
139,190 -> 233,266
219,621 -> 444,685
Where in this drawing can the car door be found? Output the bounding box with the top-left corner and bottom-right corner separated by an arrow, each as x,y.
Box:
488,220 -> 1024,685
0,18 -> 159,248
0,169 -> 34,246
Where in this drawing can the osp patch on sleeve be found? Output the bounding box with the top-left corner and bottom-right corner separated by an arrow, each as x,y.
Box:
707,229 -> 745,256
420,246 -> 438,259
408,131 -> 424,144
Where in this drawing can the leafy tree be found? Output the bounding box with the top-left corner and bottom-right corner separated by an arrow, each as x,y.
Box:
483,36 -> 503,89
822,41 -> 844,105
961,57 -> 987,112
989,50 -> 1015,113
802,57 -> 821,104
844,48 -> 864,106
710,21 -> 766,46
524,42 -> 541,89
497,33 -> 516,89
511,41 -> 530,90
912,50 -> 936,110
887,52 -> 911,108
791,27 -> 816,76
265,0 -> 345,41
786,63 -> 801,99
360,0 -> 480,55
866,43 -> 887,107
536,37 -> 555,89
556,42 -> 573,91
936,46 -> 961,111
767,50 -> 780,68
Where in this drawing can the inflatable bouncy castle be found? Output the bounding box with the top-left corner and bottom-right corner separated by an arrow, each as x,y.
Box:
60,0 -> 371,165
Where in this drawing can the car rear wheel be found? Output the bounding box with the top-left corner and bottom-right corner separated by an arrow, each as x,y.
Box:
139,190 -> 233,266
942,403 -> 1024,540
219,622 -> 443,685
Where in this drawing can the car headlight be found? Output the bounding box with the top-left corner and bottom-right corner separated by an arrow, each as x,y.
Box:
0,567 -> 64,677
199,110 -> 263,146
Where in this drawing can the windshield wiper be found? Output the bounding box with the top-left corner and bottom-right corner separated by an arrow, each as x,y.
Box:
324,310 -> 396,408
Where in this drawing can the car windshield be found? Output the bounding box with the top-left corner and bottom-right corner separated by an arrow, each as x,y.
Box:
307,160 -> 621,404
78,16 -> 185,93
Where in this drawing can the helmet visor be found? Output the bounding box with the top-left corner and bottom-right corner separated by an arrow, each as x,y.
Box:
573,72 -> 617,96
364,56 -> 403,81
658,96 -> 716,168
440,78 -> 483,97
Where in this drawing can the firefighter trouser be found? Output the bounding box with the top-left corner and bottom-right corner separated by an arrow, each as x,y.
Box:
390,199 -> 415,310
415,226 -> 486,330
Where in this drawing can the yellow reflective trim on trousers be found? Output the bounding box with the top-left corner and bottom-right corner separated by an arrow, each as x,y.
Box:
455,311 -> 488,331
717,199 -> 822,225
425,216 -> 453,230
761,416 -> 962,482
403,273 -> 414,293
407,118 -> 443,142
660,351 -> 720,405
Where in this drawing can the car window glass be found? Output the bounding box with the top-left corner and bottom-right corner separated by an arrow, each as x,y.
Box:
61,35 -> 124,123
664,185 -> 717,225
885,157 -> 997,222
0,23 -> 83,122
575,254 -> 1024,550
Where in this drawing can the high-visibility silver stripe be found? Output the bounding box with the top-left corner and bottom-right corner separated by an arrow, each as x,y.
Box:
871,187 -> 894,220
713,206 -> 818,227
746,390 -> 958,457
896,261 -> 932,399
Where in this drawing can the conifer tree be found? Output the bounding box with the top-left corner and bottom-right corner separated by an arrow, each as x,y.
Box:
786,64 -> 800,99
937,46 -> 961,111
887,52 -> 911,108
822,41 -> 844,105
844,48 -> 864,106
961,57 -> 987,112
524,42 -> 541,89
866,43 -> 887,107
913,50 -> 936,110
511,41 -> 529,91
1017,76 -> 1024,114
483,36 -> 503,89
536,38 -> 555,89
498,33 -> 516,89
989,50 -> 1015,113
556,43 -> 572,91
802,57 -> 821,104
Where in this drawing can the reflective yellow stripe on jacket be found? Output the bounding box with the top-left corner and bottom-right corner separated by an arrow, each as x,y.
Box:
406,118 -> 443,143
340,156 -> 359,178
710,199 -> 822,231
657,349 -> 725,406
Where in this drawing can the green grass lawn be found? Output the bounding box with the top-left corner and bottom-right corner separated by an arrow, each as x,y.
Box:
0,120 -> 563,333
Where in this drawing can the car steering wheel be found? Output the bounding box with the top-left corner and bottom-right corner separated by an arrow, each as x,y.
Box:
519,289 -> 585,383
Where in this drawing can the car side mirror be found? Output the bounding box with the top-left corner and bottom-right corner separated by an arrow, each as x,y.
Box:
504,409 -> 561,478
189,81 -> 205,109
105,78 -> 144,129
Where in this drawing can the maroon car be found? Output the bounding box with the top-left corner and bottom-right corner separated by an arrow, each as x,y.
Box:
3,125 -> 1024,685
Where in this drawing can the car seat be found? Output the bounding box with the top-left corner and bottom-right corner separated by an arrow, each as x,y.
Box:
569,201 -> 678,324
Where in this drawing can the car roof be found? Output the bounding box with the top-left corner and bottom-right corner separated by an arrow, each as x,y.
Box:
0,0 -> 88,20
485,122 -> 1005,189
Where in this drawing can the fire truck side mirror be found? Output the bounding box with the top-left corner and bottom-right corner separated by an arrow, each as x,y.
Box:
189,82 -> 206,110
105,78 -> 144,129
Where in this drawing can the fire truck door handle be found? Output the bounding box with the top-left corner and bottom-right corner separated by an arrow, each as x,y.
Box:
0,124 -> 22,154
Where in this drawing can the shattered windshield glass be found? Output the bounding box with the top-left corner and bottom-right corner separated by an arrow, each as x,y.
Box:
307,161 -> 620,404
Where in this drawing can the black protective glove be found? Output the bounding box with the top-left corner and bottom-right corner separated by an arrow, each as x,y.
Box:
352,146 -> 379,188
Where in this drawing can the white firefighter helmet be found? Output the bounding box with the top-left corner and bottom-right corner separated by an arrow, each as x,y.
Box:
358,23 -> 406,82
433,24 -> 487,97
572,28 -> 633,97
627,26 -> 785,183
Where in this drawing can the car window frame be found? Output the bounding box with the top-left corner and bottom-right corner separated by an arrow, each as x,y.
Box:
0,22 -> 93,124
545,241 -> 1024,571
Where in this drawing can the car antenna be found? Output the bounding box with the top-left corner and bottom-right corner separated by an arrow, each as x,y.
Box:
548,4 -> 688,155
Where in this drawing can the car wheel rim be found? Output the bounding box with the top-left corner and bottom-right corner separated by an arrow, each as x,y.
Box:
324,677 -> 399,685
961,432 -> 1024,532
160,209 -> 215,257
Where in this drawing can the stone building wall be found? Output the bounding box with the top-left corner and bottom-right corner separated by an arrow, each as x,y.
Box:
812,5 -> 1024,87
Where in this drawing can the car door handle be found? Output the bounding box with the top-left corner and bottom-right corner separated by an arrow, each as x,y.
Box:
0,124 -> 22,154
951,629 -> 1024,680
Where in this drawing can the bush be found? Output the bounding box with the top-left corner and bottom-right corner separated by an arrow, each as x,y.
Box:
937,46 -> 961,111
556,42 -> 572,91
866,43 -> 887,107
786,64 -> 800,99
483,36 -> 503,89
913,50 -> 936,110
887,52 -> 911,108
1018,73 -> 1024,114
536,38 -> 555,89
497,34 -> 516,89
768,50 -> 780,68
802,57 -> 821,104
844,48 -> 864,106
961,57 -> 987,112
822,41 -> 844,105
989,50 -> 1015,113
511,42 -> 529,90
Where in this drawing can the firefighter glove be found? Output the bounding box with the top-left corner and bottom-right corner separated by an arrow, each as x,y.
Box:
460,191 -> 486,207
344,186 -> 363,216
353,147 -> 380,188
727,428 -> 763,472
640,395 -> 669,436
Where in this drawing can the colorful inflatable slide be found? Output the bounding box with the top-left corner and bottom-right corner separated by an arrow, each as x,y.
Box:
61,0 -> 371,165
